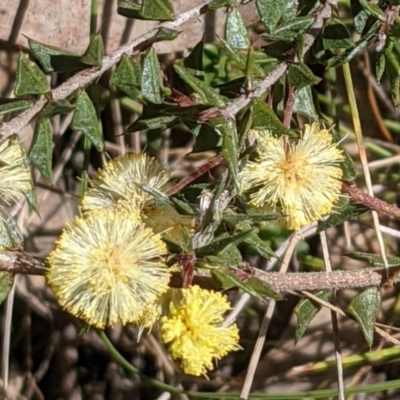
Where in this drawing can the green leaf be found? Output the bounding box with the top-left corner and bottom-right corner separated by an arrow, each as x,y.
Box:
192,124 -> 222,152
211,269 -> 282,300
146,28 -> 180,46
317,197 -> 368,232
110,56 -> 142,99
71,91 -> 104,151
376,52 -> 386,84
0,205 -> 23,249
0,272 -> 13,306
118,0 -> 174,20
142,48 -> 164,104
141,0 -> 174,20
213,118 -> 239,188
327,21 -> 379,68
256,0 -> 285,32
127,114 -> 176,132
174,60 -> 227,107
251,99 -> 291,135
203,244 -> 243,268
184,39 -> 204,71
292,86 -> 318,121
29,118 -> 53,182
38,99 -> 75,120
295,290 -> 332,342
225,8 -> 250,49
81,33 -> 104,66
236,221 -> 275,259
197,228 -> 257,256
14,53 -> 50,96
348,287 -> 381,347
288,63 -> 321,90
322,21 -> 353,50
351,0 -> 369,33
384,49 -> 400,106
208,0 -> 236,10
360,0 -> 385,20
244,277 -> 283,300
346,252 -> 400,268
28,37 -> 81,73
0,99 -> 32,116
261,16 -> 314,42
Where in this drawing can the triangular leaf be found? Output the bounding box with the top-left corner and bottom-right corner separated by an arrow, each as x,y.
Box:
225,8 -> 250,49
0,205 -> 23,249
256,0 -> 286,32
288,63 -> 321,90
0,99 -> 33,116
71,91 -> 104,151
174,60 -> 227,107
295,290 -> 332,342
29,118 -> 53,182
14,54 -> 50,96
251,99 -> 291,135
348,287 -> 381,347
81,33 -> 104,66
142,48 -> 164,104
28,37 -> 81,73
110,56 -> 142,99
38,99 -> 75,120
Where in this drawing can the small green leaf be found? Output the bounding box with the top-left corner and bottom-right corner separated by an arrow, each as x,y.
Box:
236,221 -> 275,259
192,124 -> 222,152
71,91 -> 104,151
146,28 -> 180,46
346,252 -> 400,268
317,197 -> 368,232
28,37 -> 81,73
261,16 -> 314,42
213,118 -> 239,188
81,33 -> 104,66
327,21 -> 379,68
118,0 -> 174,20
360,0 -> 386,20
204,244 -> 243,268
0,205 -> 23,249
256,0 -> 285,32
288,63 -> 321,90
142,48 -> 164,104
141,0 -> 174,20
0,272 -> 13,306
127,114 -> 176,132
251,99 -> 290,135
0,99 -> 32,116
110,56 -> 142,99
295,290 -> 332,342
184,39 -> 204,71
384,49 -> 400,106
38,99 -> 75,120
29,118 -> 53,182
351,0 -> 369,33
322,21 -> 353,50
14,54 -> 50,96
197,228 -> 257,256
208,0 -> 236,10
348,287 -> 381,347
243,277 -> 283,300
225,8 -> 249,49
292,86 -> 318,121
376,53 -> 386,84
174,60 -> 227,107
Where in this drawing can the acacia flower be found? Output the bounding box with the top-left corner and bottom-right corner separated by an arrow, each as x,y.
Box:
239,123 -> 344,230
47,210 -> 170,329
81,153 -> 171,214
160,285 -> 240,376
0,135 -> 33,203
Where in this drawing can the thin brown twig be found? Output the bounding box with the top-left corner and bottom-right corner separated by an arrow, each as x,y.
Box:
342,181 -> 400,220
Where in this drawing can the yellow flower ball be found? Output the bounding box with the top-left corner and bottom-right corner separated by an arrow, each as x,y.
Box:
47,210 -> 171,329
